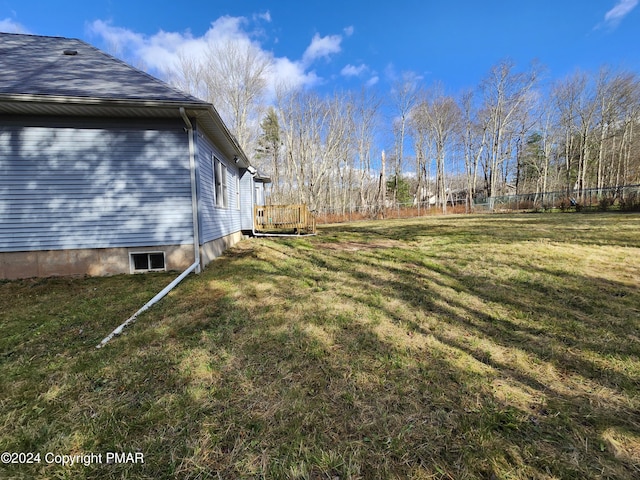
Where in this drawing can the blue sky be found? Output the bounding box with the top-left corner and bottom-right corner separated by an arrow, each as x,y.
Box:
1,0 -> 639,96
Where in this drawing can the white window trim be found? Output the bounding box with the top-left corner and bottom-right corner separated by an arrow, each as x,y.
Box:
129,251 -> 166,273
214,156 -> 228,208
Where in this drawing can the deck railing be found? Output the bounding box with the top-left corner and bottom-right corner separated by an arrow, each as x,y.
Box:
254,204 -> 316,234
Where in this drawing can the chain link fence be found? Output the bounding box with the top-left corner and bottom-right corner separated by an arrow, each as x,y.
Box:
308,185 -> 640,225
475,184 -> 640,213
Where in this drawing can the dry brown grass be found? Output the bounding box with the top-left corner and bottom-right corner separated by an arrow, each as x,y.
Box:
1,213 -> 639,479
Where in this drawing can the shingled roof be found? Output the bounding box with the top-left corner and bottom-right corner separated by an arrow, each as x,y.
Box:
0,32 -> 251,167
0,32 -> 203,104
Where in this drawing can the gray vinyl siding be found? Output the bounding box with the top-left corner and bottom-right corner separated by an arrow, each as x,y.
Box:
196,128 -> 242,243
255,182 -> 265,206
0,117 -> 193,252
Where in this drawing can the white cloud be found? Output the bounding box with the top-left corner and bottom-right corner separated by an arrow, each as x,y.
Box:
366,76 -> 379,87
271,57 -> 322,92
0,18 -> 30,33
343,26 -> 354,36
302,33 -> 343,65
203,15 -> 250,43
88,15 -> 260,73
341,63 -> 367,77
89,20 -> 191,76
87,15 -> 342,98
602,0 -> 638,28
88,14 -> 354,97
384,64 -> 424,86
255,11 -> 272,22
89,20 -> 145,55
341,63 -> 379,87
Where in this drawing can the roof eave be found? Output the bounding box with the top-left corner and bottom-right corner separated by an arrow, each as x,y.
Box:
0,92 -> 206,110
182,104 -> 251,169
0,94 -> 251,167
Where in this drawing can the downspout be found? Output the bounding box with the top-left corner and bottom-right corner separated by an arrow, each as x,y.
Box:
251,172 -> 257,237
96,262 -> 199,348
95,108 -> 203,348
180,107 -> 202,274
252,231 -> 317,238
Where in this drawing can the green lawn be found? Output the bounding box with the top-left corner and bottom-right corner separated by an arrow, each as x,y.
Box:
1,213 -> 639,479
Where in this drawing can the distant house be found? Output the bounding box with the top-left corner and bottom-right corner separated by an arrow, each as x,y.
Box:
0,33 -> 268,279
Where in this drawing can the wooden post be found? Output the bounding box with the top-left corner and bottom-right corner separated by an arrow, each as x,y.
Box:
378,150 -> 386,218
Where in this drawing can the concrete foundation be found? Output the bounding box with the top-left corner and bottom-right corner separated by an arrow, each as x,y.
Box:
1,231 -> 247,280
199,231 -> 245,267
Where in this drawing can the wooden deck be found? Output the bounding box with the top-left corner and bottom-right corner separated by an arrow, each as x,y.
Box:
254,204 -> 316,235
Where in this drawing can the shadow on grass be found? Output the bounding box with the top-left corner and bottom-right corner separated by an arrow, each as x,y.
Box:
320,212 -> 640,248
1,213 -> 639,479
253,216 -> 640,478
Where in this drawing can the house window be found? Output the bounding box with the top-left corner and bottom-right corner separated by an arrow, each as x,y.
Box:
130,252 -> 166,272
214,157 -> 228,208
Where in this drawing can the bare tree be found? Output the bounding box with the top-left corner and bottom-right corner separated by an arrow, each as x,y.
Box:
170,39 -> 271,157
593,69 -> 640,192
573,73 -> 599,201
459,90 -> 489,210
168,43 -> 640,215
389,72 -> 420,202
203,40 -> 271,154
276,89 -> 353,212
552,73 -> 583,197
518,101 -> 558,204
173,51 -> 208,101
349,88 -> 381,212
617,74 -> 640,188
535,101 -> 558,204
409,96 -> 433,212
480,59 -> 539,198
412,86 -> 460,213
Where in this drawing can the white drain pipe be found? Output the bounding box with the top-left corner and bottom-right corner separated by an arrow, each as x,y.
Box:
97,108 -> 203,348
180,107 -> 202,274
96,261 -> 199,348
